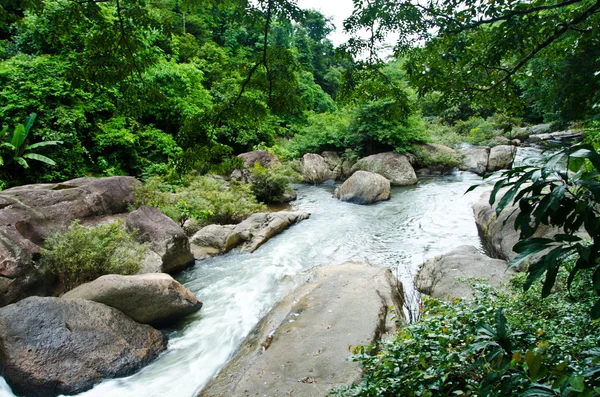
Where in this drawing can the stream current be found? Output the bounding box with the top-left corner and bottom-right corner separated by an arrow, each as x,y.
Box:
0,147 -> 547,397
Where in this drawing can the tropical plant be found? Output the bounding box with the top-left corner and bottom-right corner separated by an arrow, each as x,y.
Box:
474,143 -> 600,318
0,113 -> 61,168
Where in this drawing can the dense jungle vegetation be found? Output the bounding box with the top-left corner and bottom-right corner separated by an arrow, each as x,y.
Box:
2,0 -> 600,394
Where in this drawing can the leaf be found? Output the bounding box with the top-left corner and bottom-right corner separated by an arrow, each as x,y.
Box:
465,183 -> 480,194
521,384 -> 557,396
526,349 -> 543,380
541,247 -> 562,298
23,112 -> 37,137
25,140 -> 62,150
509,238 -> 554,270
22,153 -> 57,166
553,234 -> 581,242
495,308 -> 508,339
489,178 -> 507,206
10,124 -> 26,151
14,156 -> 29,169
568,374 -> 585,392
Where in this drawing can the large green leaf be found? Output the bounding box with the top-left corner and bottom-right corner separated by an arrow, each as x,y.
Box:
23,113 -> 37,137
25,140 -> 62,150
10,124 -> 26,150
22,153 -> 57,166
14,156 -> 29,169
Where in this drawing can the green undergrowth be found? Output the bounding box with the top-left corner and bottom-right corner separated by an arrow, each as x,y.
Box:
331,269 -> 600,396
41,220 -> 147,292
133,174 -> 266,227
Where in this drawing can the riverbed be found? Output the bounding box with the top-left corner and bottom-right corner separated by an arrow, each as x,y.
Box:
0,148 -> 548,397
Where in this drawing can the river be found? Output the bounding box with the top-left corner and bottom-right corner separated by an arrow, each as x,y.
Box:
0,147 -> 548,397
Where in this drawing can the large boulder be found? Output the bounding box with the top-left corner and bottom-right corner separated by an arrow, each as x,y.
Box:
487,145 -> 516,172
190,211 -> 310,257
0,297 -> 167,397
527,129 -> 583,144
412,143 -> 461,175
321,151 -> 342,180
301,153 -> 336,184
459,146 -> 490,175
0,177 -> 139,307
200,262 -> 404,397
238,150 -> 282,169
415,245 -> 513,301
62,273 -> 202,327
334,170 -> 390,205
126,206 -> 194,273
352,152 -> 417,186
473,188 -> 556,261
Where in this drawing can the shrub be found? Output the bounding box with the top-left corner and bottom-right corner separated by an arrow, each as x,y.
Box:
413,147 -> 464,173
249,163 -> 291,204
133,174 -> 266,225
331,269 -> 600,396
41,220 -> 147,292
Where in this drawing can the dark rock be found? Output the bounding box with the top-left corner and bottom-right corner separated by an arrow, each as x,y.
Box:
334,171 -> 390,205
126,206 -> 194,273
62,273 -> 202,327
0,297 -> 167,397
0,177 -> 139,307
199,262 -> 404,397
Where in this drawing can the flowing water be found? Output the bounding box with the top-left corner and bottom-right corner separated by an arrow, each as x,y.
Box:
1,148 -> 548,397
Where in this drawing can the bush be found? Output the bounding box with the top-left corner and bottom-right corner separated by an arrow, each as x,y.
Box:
249,163 -> 291,204
133,174 -> 266,225
413,147 -> 464,173
331,269 -> 600,396
41,220 -> 147,292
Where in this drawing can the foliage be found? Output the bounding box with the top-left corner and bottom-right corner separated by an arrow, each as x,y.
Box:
133,174 -> 266,225
413,147 -> 464,173
422,117 -> 464,147
331,270 -> 600,396
249,163 -> 291,204
288,109 -> 353,156
41,220 -> 147,292
479,143 -> 600,319
0,112 -> 61,169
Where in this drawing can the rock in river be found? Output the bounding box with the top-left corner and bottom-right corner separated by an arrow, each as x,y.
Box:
487,145 -> 516,172
62,273 -> 202,327
0,297 -> 167,397
352,152 -> 417,186
200,262 -> 404,397
459,146 -> 490,175
301,153 -> 336,184
415,245 -> 513,301
334,170 -> 390,204
190,211 -> 310,258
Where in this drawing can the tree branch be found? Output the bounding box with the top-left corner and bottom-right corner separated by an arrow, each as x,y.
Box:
115,0 -> 144,80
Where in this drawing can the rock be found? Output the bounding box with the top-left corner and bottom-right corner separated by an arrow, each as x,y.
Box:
126,206 -> 194,274
412,143 -> 460,175
459,146 -> 490,175
301,154 -> 336,184
200,262 -> 404,397
528,123 -> 552,135
0,177 -> 140,307
238,150 -> 282,169
190,211 -> 310,257
138,250 -> 164,274
321,151 -> 342,180
473,188 -> 556,261
334,171 -> 390,205
527,129 -> 584,144
487,145 -> 516,172
62,273 -> 202,327
282,188 -> 297,202
414,143 -> 456,155
352,152 -> 417,186
0,297 -> 167,397
340,157 -> 358,180
229,168 -> 252,183
415,245 -> 513,301
491,136 -> 512,145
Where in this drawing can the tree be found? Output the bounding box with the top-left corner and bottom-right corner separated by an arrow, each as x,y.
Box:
344,0 -> 600,117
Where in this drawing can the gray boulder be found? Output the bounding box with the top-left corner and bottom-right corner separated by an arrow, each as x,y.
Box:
527,129 -> 584,144
352,152 -> 417,186
200,262 -> 404,397
62,273 -> 202,327
415,245 -> 513,301
0,177 -> 139,307
238,150 -> 282,169
190,211 -> 310,257
334,171 -> 390,205
126,206 -> 194,273
488,145 -> 516,172
321,151 -> 342,180
459,146 -> 490,175
301,154 -> 336,184
0,297 -> 167,397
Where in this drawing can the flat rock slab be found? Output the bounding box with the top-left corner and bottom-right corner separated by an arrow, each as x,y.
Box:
415,245 -> 513,301
200,262 -> 404,397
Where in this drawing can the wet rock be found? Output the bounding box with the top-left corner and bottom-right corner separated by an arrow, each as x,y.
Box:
301,154 -> 336,184
200,262 -> 404,397
190,211 -> 310,257
334,171 -> 390,205
62,273 -> 202,327
415,245 -> 513,301
0,297 -> 167,397
487,145 -> 516,172
238,150 -> 282,169
459,146 -> 490,175
527,129 -> 584,144
0,177 -> 139,307
126,206 -> 194,274
352,152 -> 417,186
